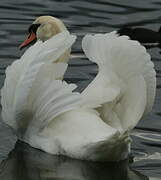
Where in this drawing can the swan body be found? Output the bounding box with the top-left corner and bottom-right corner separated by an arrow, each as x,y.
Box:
1,17 -> 156,161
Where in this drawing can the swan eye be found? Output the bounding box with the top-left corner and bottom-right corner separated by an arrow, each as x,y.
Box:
28,24 -> 41,34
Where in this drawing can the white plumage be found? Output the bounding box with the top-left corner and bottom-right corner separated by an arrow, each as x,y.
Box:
81,32 -> 156,131
1,30 -> 156,161
1,31 -> 76,130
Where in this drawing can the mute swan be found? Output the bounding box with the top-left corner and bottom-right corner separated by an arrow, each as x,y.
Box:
20,16 -> 71,64
1,16 -> 156,161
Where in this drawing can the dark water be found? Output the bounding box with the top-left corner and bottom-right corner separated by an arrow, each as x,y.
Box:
0,0 -> 161,179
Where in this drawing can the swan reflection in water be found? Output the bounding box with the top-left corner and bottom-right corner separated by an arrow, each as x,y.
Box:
0,141 -> 149,180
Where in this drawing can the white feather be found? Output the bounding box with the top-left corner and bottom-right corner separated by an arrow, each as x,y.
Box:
26,63 -> 81,132
82,32 -> 156,131
1,31 -> 76,130
1,30 -> 156,162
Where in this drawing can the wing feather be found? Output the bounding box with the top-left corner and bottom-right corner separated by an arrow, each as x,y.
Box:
26,63 -> 81,131
82,32 -> 156,131
1,31 -> 76,130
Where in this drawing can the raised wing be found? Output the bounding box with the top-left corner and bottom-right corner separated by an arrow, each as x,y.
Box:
1,31 -> 76,130
26,63 -> 81,132
82,32 -> 156,131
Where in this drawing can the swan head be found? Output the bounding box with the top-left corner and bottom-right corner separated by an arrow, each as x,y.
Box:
20,16 -> 67,49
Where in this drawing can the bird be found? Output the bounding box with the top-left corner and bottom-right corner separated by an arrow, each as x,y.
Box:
1,16 -> 156,162
117,26 -> 161,48
20,16 -> 71,64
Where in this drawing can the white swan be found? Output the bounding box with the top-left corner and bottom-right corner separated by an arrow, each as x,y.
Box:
1,16 -> 156,161
19,16 -> 71,64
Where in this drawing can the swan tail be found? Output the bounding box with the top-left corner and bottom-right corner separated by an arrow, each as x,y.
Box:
82,32 -> 156,131
1,31 -> 76,130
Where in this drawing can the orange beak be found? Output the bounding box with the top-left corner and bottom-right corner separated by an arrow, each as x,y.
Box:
19,32 -> 37,50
